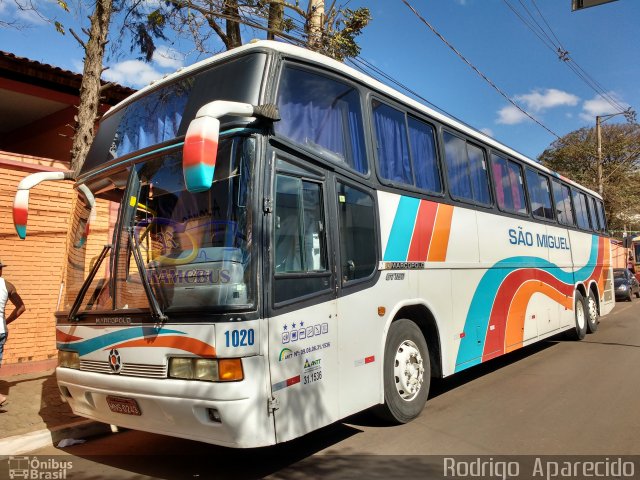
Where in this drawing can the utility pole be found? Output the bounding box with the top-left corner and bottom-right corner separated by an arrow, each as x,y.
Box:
595,108 -> 637,197
596,115 -> 604,196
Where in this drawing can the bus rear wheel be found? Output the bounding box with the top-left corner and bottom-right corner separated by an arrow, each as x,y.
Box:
586,290 -> 599,334
376,319 -> 430,424
567,291 -> 587,341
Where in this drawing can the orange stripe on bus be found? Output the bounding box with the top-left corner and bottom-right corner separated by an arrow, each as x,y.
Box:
504,281 -> 573,352
108,336 -> 216,357
427,204 -> 453,262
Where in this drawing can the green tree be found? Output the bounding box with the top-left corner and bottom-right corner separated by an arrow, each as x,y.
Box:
124,0 -> 371,62
538,123 -> 640,232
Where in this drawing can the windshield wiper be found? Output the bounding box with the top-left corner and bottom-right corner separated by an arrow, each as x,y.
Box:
128,226 -> 168,322
68,244 -> 112,321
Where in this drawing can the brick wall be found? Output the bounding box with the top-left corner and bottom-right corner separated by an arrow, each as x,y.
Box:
0,151 -> 116,375
0,152 -> 73,373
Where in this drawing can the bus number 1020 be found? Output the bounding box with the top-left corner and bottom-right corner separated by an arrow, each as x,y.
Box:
225,328 -> 255,348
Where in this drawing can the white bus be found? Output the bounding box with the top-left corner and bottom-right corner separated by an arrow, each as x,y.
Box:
14,41 -> 614,448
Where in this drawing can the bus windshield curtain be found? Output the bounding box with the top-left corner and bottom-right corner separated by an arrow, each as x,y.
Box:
113,81 -> 191,158
373,103 -> 412,185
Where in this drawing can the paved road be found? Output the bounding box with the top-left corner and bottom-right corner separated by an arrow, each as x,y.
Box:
22,300 -> 640,479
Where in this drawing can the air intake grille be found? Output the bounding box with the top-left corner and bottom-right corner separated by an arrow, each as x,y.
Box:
80,360 -> 167,378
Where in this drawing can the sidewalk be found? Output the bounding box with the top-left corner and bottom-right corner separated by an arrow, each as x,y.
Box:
0,369 -> 111,455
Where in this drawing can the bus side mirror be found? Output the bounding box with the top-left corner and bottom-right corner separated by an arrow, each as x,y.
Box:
13,171 -> 74,239
182,101 -> 280,193
183,115 -> 220,193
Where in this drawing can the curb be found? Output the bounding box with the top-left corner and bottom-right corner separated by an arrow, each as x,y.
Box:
0,420 -> 113,455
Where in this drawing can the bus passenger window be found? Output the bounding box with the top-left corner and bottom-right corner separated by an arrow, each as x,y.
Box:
572,190 -> 591,230
337,183 -> 376,283
552,180 -> 575,226
408,117 -> 441,193
596,200 -> 607,231
591,197 -> 607,232
372,101 -> 413,185
526,168 -> 554,220
444,132 -> 491,206
276,66 -> 367,174
589,197 -> 601,231
491,154 -> 527,215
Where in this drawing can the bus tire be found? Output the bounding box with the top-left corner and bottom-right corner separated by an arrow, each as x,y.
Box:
567,291 -> 587,341
376,319 -> 430,424
586,290 -> 599,334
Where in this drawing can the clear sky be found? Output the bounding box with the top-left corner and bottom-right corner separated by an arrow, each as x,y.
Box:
0,0 -> 637,160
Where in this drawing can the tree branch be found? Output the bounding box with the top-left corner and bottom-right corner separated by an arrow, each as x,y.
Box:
69,28 -> 87,49
99,82 -> 114,93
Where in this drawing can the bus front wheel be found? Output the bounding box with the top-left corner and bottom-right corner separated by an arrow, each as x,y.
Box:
376,319 -> 430,424
567,292 -> 587,341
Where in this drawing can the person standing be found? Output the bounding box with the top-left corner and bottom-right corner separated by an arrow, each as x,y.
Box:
0,258 -> 26,406
627,254 -> 636,275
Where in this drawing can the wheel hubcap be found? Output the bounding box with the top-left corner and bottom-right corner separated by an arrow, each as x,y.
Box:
576,301 -> 586,329
393,340 -> 424,401
588,297 -> 598,323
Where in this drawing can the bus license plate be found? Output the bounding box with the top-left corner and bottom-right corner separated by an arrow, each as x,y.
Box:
106,396 -> 141,416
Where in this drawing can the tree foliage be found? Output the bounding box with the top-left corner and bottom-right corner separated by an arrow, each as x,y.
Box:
3,0 -> 117,175
538,123 -> 640,232
123,1 -> 371,62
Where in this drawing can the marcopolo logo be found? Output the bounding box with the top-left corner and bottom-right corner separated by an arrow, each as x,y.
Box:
7,456 -> 73,479
108,349 -> 122,374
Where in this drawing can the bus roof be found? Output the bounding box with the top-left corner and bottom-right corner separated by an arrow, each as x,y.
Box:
106,40 -> 601,200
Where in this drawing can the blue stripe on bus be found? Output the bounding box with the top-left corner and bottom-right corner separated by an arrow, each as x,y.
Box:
57,327 -> 185,356
383,196 -> 420,261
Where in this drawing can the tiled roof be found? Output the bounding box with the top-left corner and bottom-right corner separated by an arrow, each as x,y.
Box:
0,50 -> 135,104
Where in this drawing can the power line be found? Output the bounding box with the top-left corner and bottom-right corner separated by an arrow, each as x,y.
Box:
400,0 -> 560,139
503,0 -> 628,115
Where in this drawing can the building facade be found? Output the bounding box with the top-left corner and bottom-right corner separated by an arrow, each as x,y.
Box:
0,51 -> 133,375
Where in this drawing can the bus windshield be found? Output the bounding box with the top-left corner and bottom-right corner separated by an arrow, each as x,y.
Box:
65,136 -> 256,317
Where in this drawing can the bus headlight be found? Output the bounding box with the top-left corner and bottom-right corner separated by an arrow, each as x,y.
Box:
58,350 -> 80,369
169,358 -> 243,382
194,358 -> 218,382
169,358 -> 193,379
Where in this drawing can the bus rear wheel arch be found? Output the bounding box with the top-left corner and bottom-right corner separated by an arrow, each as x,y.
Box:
376,319 -> 430,424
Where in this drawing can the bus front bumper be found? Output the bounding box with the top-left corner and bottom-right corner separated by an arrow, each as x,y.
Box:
56,355 -> 275,448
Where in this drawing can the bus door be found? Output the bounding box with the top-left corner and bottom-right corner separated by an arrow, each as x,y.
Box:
332,178 -> 382,418
265,154 -> 339,443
